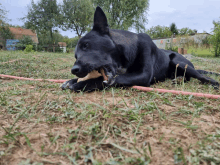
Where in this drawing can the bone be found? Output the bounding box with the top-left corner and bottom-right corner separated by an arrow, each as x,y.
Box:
76,66 -> 125,84
100,68 -> 108,81
77,70 -> 102,83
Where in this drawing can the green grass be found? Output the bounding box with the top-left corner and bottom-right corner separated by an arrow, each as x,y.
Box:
187,47 -> 214,57
0,50 -> 75,79
0,50 -> 220,164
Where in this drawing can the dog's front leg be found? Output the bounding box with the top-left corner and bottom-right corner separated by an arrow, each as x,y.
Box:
69,76 -> 106,92
113,72 -> 153,87
101,65 -> 127,86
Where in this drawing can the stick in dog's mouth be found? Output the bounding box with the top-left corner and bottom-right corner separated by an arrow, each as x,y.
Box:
100,68 -> 108,82
77,68 -> 108,83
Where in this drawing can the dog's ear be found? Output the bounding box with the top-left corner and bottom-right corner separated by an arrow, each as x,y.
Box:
93,6 -> 109,34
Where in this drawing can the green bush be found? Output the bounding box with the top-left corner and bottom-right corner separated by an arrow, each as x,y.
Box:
0,22 -> 14,48
209,21 -> 220,57
24,45 -> 34,53
36,45 -> 43,51
15,35 -> 36,51
55,47 -> 63,53
165,45 -> 178,53
70,37 -> 79,48
47,46 -> 63,53
66,48 -> 75,53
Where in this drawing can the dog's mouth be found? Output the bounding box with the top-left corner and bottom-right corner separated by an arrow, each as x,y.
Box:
77,64 -> 126,85
77,66 -> 112,84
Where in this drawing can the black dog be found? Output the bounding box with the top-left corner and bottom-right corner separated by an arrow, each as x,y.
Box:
62,7 -> 219,92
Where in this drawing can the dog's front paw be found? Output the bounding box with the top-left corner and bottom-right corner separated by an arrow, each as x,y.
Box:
102,66 -> 126,86
103,73 -> 116,86
68,81 -> 86,92
60,81 -> 70,90
60,79 -> 78,90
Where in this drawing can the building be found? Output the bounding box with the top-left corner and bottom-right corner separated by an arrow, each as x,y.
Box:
58,42 -> 67,53
152,33 -> 211,50
0,27 -> 38,50
9,27 -> 38,44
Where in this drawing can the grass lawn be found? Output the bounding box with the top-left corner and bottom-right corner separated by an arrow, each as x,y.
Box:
187,47 -> 215,57
0,51 -> 220,164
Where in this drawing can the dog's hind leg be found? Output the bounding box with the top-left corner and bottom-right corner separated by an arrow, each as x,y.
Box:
170,60 -> 219,89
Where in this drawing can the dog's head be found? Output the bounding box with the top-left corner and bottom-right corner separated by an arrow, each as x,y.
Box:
71,7 -> 117,78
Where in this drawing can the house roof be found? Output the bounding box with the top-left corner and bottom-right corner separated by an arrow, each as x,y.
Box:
58,42 -> 67,47
9,27 -> 39,43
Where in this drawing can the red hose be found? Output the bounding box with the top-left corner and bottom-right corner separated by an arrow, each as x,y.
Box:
132,86 -> 220,99
1,74 -> 220,99
0,74 -> 67,83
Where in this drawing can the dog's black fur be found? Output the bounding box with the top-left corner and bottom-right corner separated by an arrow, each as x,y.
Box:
61,7 -> 219,92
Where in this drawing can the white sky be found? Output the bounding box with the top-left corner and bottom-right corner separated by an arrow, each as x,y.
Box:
1,0 -> 220,38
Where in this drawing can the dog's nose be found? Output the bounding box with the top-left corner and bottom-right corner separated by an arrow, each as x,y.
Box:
71,65 -> 80,74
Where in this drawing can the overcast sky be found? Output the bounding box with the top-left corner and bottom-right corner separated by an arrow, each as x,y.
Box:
1,0 -> 220,38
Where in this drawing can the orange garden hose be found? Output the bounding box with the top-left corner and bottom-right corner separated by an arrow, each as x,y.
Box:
132,86 -> 220,99
0,74 -> 66,83
0,74 -> 220,99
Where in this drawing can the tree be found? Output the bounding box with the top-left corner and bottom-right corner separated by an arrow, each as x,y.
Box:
15,35 -> 35,50
0,3 -> 7,22
0,22 -> 14,49
146,25 -> 172,39
61,0 -> 94,38
170,23 -> 178,35
209,20 -> 220,57
0,3 -> 14,49
36,30 -> 65,51
23,0 -> 61,44
62,36 -> 79,48
178,27 -> 189,35
178,27 -> 197,36
93,0 -> 149,32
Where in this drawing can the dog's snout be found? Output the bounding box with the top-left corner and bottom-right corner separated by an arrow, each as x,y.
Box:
71,65 -> 80,74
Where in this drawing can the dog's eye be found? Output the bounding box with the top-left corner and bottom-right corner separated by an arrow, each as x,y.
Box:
82,42 -> 89,50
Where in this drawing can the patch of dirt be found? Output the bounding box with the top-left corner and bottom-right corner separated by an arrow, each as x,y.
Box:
0,80 -> 220,164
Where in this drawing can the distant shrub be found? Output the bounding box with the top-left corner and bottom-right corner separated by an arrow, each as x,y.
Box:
71,37 -> 79,48
48,46 -> 63,53
66,48 -> 74,53
16,35 -> 36,51
24,45 -> 34,53
209,21 -> 220,57
165,44 -> 178,53
55,47 -> 63,53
